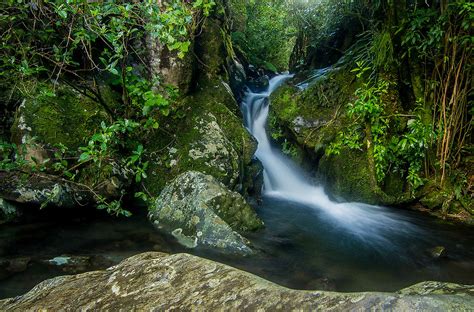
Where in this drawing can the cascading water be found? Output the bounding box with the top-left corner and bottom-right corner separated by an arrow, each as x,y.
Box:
241,74 -> 419,247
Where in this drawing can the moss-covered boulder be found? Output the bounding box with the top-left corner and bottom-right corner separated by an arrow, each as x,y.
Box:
11,82 -> 113,152
7,82 -> 125,205
269,68 -> 355,154
269,67 -> 407,204
143,0 -> 261,198
144,79 -> 259,197
149,171 -> 263,254
318,148 -> 379,203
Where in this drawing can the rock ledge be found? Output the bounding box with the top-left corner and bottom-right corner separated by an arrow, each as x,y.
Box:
1,252 -> 473,311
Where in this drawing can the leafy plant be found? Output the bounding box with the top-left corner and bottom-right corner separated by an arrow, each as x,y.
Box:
0,0 -> 216,216
328,63 -> 435,191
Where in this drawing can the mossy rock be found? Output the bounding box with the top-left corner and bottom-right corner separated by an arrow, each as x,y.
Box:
11,82 -> 113,151
144,80 -> 257,197
318,148 -> 379,204
149,171 -> 263,254
7,82 -> 125,202
269,67 -> 355,153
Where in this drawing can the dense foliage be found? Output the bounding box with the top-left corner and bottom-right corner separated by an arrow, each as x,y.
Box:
302,0 -> 473,200
229,0 -> 297,71
0,0 -> 215,215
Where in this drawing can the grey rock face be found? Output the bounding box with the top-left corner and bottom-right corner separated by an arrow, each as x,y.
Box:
1,252 -> 472,311
149,171 -> 263,254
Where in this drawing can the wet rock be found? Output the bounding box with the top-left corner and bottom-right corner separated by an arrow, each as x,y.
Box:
45,256 -> 92,274
428,246 -> 447,259
0,198 -> 21,224
0,171 -> 100,208
1,252 -> 472,310
144,80 -> 259,196
420,191 -> 446,210
229,59 -> 247,100
149,171 -> 263,254
42,255 -> 116,274
0,257 -> 31,279
292,116 -> 323,134
248,75 -> 270,93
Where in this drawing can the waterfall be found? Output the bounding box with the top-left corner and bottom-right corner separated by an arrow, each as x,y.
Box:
241,74 -> 418,246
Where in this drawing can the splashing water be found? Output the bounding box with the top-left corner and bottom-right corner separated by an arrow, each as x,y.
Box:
241,74 -> 420,248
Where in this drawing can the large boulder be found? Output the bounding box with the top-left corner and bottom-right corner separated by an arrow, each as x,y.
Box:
1,252 -> 472,310
143,0 -> 261,198
5,82 -> 126,206
149,171 -> 263,254
11,82 -> 114,153
144,79 -> 261,197
269,67 -> 407,204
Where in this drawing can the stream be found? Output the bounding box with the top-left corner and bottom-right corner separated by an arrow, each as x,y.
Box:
1,76 -> 473,299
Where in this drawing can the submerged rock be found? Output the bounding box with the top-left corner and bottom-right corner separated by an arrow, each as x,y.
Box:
1,252 -> 472,310
43,255 -> 115,274
149,171 -> 263,254
0,198 -> 21,224
0,257 -> 30,279
248,75 -> 270,93
428,246 -> 447,259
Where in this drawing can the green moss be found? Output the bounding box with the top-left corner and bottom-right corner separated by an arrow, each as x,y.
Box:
209,194 -> 263,232
382,171 -> 406,198
267,67 -> 414,204
319,148 -> 379,204
269,68 -> 356,152
12,82 -> 113,151
198,19 -> 227,77
144,80 -> 257,196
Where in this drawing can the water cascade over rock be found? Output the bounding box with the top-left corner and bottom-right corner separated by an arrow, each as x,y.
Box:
241,75 -> 420,248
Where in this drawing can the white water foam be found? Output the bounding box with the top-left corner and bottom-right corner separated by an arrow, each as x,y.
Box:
241,74 -> 418,246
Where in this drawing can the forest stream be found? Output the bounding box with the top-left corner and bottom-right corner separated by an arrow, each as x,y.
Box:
1,0 -> 472,309
1,77 -> 473,299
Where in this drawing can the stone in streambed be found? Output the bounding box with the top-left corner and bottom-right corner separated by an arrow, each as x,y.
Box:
428,246 -> 447,259
0,198 -> 21,224
148,171 -> 263,254
0,257 -> 31,279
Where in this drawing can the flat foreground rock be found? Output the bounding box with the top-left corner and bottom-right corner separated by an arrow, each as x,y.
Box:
1,252 -> 473,311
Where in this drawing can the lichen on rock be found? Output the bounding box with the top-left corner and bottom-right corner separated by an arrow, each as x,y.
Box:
1,252 -> 472,311
148,171 -> 263,254
144,79 -> 260,198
